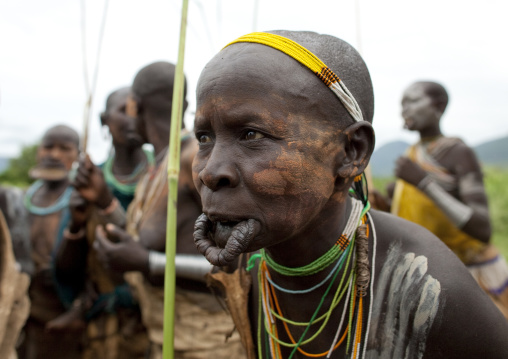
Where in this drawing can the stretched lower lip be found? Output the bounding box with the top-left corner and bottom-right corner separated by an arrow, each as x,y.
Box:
194,214 -> 262,266
29,166 -> 68,180
213,221 -> 241,247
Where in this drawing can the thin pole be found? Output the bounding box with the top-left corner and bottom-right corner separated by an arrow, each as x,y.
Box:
80,0 -> 109,153
163,1 -> 189,358
355,0 -> 375,192
355,0 -> 363,55
252,0 -> 259,32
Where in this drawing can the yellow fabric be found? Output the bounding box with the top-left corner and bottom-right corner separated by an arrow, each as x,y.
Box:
391,145 -> 486,264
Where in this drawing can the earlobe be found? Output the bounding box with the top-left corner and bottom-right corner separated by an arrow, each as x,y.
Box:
336,122 -> 375,179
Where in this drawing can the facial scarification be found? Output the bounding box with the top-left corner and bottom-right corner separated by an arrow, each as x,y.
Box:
253,147 -> 336,199
192,42 -> 355,266
252,169 -> 286,196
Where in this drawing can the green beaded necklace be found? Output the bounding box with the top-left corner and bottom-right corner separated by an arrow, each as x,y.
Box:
102,149 -> 154,195
249,191 -> 371,359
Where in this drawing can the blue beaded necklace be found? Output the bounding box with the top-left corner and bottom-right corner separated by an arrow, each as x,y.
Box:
24,180 -> 73,215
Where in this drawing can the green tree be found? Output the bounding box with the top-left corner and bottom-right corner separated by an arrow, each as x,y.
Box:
0,143 -> 38,187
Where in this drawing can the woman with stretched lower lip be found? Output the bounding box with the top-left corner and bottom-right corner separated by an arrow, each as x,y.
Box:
191,30 -> 508,359
29,133 -> 78,182
18,125 -> 84,359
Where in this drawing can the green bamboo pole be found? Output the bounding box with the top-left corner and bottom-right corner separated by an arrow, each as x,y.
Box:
163,1 -> 189,358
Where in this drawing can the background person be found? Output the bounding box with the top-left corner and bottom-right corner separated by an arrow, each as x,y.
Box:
390,81 -> 508,318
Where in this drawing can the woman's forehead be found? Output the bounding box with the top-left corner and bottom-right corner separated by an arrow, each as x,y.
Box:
200,45 -> 312,94
198,44 -> 346,124
41,131 -> 78,148
403,83 -> 427,99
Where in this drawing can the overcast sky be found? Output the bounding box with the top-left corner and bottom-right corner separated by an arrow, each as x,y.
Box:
1,0 -> 507,163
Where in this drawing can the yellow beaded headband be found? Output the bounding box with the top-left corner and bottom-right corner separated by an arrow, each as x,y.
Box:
224,32 -> 364,122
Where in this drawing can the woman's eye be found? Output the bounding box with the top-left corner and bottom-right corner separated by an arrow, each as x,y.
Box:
243,131 -> 264,140
198,134 -> 212,143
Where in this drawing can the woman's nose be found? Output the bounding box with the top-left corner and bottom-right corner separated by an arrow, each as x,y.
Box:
198,149 -> 239,191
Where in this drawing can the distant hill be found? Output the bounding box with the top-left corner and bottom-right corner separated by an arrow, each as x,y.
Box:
474,135 -> 508,166
0,157 -> 9,173
370,135 -> 508,177
370,141 -> 409,177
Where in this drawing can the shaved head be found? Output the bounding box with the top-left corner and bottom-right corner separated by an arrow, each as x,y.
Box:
42,124 -> 80,149
200,31 -> 374,130
131,61 -> 188,126
132,61 -> 187,103
414,81 -> 449,113
268,30 -> 374,125
105,86 -> 130,113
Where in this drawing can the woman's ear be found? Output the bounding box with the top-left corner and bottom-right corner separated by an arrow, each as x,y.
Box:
336,121 -> 375,179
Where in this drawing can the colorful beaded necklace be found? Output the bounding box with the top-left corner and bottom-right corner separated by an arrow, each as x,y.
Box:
247,175 -> 372,359
102,149 -> 154,195
24,180 -> 73,215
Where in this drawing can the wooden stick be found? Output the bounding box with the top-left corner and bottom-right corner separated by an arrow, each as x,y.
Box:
162,1 -> 189,358
79,0 -> 109,154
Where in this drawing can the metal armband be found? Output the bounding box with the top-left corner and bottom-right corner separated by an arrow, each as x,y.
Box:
419,177 -> 473,228
174,254 -> 214,282
148,250 -> 166,276
148,252 -> 213,282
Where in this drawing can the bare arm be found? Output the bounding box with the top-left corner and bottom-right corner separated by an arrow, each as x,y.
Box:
451,144 -> 491,242
95,139 -> 204,286
54,190 -> 89,283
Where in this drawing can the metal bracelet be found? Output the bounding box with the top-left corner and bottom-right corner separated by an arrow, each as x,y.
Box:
417,175 -> 434,191
422,180 -> 473,228
175,254 -> 214,282
148,250 -> 166,276
148,252 -> 213,282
